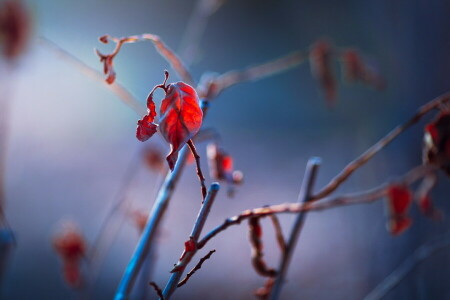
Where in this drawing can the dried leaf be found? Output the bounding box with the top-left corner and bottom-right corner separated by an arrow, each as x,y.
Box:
159,82 -> 203,170
423,112 -> 450,176
136,115 -> 158,142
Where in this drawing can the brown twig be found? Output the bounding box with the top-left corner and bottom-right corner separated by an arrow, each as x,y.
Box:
97,34 -> 194,86
38,36 -> 146,116
312,92 -> 450,200
149,282 -> 165,300
269,215 -> 286,253
248,217 -> 277,277
177,249 -> 216,288
197,165 -> 431,250
187,139 -> 208,200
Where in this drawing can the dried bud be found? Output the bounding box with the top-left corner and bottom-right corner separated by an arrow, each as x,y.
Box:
0,0 -> 30,60
310,40 -> 337,104
423,112 -> 450,176
385,184 -> 413,235
341,49 -> 385,90
95,49 -> 116,84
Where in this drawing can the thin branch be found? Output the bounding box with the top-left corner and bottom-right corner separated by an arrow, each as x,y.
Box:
269,215 -> 286,253
97,34 -> 194,86
312,92 -> 450,200
38,36 -> 146,116
177,249 -> 216,288
199,51 -> 307,99
197,165 -> 431,250
149,282 -> 164,300
270,157 -> 321,299
364,232 -> 450,300
248,217 -> 277,277
162,183 -> 220,300
187,139 -> 207,200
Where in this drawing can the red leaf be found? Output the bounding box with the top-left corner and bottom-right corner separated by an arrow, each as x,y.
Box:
143,145 -> 164,172
53,227 -> 86,263
386,184 -> 412,216
63,262 -> 82,288
159,82 -> 203,170
136,115 -> 158,142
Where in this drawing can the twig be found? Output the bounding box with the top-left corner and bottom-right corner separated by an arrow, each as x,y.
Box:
203,51 -> 307,99
269,215 -> 286,253
249,217 -> 277,277
177,249 -> 216,288
312,92 -> 450,200
149,282 -> 165,300
364,232 -> 450,300
97,34 -> 194,86
161,183 -> 220,300
187,139 -> 207,200
38,36 -> 146,116
269,157 -> 321,300
197,165 -> 430,250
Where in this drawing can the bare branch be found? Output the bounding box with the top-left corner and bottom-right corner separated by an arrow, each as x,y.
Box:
96,34 -> 194,86
149,282 -> 165,300
38,36 -> 146,116
364,232 -> 450,300
177,249 -> 216,288
187,139 -> 208,200
270,157 -> 321,299
269,215 -> 286,253
312,92 -> 450,200
197,165 -> 431,250
162,183 -> 220,300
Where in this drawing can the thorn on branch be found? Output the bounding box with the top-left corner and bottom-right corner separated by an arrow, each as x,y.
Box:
177,249 -> 216,288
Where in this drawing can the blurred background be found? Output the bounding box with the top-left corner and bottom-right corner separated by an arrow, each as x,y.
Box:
0,0 -> 449,299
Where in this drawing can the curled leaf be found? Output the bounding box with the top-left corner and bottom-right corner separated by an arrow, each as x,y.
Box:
136,115 -> 158,142
310,40 -> 337,104
159,82 -> 203,170
423,112 -> 450,176
385,184 -> 413,235
95,49 -> 116,84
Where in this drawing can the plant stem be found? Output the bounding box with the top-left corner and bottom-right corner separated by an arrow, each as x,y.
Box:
187,139 -> 207,199
364,232 -> 450,300
312,92 -> 450,200
269,157 -> 321,300
161,183 -> 220,300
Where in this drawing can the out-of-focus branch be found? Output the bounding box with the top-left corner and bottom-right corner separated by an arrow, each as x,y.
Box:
38,36 -> 146,116
199,51 -> 307,99
161,183 -> 220,300
178,0 -> 227,66
312,92 -> 450,200
270,157 -> 321,300
97,34 -> 194,86
149,282 -> 165,300
364,232 -> 450,300
197,165 -> 431,250
269,215 -> 286,253
177,249 -> 216,288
